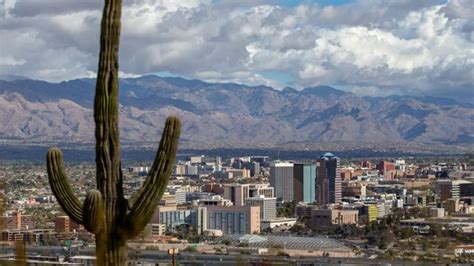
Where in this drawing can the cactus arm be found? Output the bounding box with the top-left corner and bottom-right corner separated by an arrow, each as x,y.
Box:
46,148 -> 83,224
121,116 -> 180,239
126,185 -> 144,209
83,190 -> 105,234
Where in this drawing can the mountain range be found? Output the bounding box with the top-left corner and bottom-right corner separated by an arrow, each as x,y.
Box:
0,75 -> 473,147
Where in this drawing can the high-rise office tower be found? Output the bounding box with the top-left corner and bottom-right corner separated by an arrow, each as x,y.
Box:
316,153 -> 341,206
316,166 -> 329,206
293,163 -> 317,203
270,162 -> 294,202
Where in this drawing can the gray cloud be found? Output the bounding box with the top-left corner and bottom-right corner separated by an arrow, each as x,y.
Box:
0,0 -> 472,101
9,0 -> 102,17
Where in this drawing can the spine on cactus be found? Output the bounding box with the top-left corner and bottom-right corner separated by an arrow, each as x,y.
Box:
46,148 -> 83,224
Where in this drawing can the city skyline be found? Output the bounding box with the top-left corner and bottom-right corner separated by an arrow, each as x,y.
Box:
1,152 -> 473,263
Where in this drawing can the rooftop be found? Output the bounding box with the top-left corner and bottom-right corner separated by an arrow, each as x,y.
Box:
218,234 -> 348,251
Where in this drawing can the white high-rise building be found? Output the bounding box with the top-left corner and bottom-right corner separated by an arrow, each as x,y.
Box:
270,162 -> 294,202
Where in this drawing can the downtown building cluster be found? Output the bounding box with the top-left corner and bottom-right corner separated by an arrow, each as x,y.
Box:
1,153 -> 473,250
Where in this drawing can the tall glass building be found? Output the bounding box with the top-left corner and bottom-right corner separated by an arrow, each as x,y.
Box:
293,163 -> 317,203
317,152 -> 341,206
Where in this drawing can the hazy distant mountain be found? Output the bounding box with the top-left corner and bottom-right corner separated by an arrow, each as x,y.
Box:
0,75 -> 472,146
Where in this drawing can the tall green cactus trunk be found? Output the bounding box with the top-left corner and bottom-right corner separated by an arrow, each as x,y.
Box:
94,0 -> 127,263
46,0 -> 180,265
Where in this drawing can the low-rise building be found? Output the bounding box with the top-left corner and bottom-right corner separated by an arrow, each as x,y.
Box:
55,216 -> 83,233
207,205 -> 260,234
399,218 -> 430,234
150,223 -> 166,236
1,229 -> 54,244
341,181 -> 366,198
444,198 -> 461,214
225,169 -> 251,179
436,180 -> 469,201
311,209 -> 359,226
159,193 -> 177,207
196,195 -> 233,206
295,204 -> 314,218
152,206 -> 208,235
260,218 -> 297,230
454,245 -> 474,256
0,211 -> 34,230
359,205 -> 378,222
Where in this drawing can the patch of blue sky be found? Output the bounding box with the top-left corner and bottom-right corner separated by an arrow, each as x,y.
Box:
259,70 -> 296,87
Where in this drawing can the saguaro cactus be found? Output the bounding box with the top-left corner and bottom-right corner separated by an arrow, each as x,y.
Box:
46,0 -> 181,265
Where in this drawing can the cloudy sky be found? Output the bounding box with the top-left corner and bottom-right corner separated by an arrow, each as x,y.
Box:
0,0 -> 473,100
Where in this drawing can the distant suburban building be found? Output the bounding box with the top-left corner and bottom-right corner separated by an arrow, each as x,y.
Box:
341,181 -> 366,199
54,216 -> 83,233
377,161 -> 396,180
377,161 -> 395,172
126,166 -> 150,176
0,229 -> 54,243
225,168 -> 251,179
361,161 -> 372,169
202,183 -> 223,194
173,164 -> 187,176
436,180 -> 470,201
0,211 -> 34,230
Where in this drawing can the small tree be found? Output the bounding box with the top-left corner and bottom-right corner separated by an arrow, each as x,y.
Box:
429,223 -> 444,237
398,227 -> 414,239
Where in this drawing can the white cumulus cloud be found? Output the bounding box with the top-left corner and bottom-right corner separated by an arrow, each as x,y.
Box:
0,0 -> 472,101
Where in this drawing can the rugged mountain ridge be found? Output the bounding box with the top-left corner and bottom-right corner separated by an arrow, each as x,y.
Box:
0,76 -> 472,146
